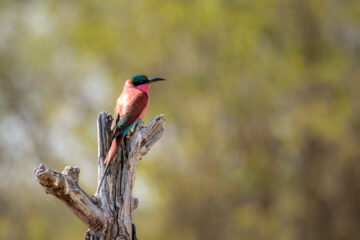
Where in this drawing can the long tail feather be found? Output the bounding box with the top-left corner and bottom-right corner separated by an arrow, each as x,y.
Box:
97,136 -> 123,192
105,136 -> 123,164
97,162 -> 110,193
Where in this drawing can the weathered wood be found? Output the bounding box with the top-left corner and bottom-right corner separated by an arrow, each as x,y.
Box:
34,113 -> 166,240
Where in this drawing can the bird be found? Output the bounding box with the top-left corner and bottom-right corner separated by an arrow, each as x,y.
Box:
98,74 -> 165,190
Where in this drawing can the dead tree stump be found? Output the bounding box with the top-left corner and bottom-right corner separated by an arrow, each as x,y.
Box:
34,112 -> 165,240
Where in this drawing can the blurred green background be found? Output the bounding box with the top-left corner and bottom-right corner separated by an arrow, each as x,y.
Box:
1,0 -> 360,239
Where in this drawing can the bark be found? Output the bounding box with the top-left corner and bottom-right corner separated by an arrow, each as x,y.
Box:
34,112 -> 166,240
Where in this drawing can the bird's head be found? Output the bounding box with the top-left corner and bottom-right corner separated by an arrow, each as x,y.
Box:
131,74 -> 165,92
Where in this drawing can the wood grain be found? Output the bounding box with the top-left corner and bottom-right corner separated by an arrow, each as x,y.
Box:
34,112 -> 165,240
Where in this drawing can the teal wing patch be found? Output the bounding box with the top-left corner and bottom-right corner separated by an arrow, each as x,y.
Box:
112,91 -> 147,139
113,114 -> 139,139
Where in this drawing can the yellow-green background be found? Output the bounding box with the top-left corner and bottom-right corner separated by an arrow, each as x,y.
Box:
1,0 -> 360,239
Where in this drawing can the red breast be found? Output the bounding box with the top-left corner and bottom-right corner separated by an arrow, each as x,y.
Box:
114,80 -> 149,120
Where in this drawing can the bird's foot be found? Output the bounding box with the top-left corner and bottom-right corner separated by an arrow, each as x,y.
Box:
137,119 -> 145,126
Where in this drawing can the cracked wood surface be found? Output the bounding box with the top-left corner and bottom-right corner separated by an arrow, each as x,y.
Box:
34,112 -> 165,240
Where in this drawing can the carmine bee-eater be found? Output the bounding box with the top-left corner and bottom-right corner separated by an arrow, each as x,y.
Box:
98,74 -> 165,189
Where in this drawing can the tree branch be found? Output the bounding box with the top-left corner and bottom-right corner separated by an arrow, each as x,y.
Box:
34,164 -> 104,230
34,113 -> 166,240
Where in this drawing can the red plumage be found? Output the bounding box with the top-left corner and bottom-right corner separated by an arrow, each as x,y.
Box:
104,79 -> 149,164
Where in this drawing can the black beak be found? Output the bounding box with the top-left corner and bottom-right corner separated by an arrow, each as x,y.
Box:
149,77 -> 166,83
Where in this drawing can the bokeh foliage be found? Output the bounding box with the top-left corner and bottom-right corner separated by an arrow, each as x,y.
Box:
0,0 -> 360,239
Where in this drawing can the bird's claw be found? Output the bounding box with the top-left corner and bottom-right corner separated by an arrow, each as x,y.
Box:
137,119 -> 145,126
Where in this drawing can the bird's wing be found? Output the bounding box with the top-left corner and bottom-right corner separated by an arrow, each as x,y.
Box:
110,97 -> 123,135
113,91 -> 148,138
111,114 -> 120,133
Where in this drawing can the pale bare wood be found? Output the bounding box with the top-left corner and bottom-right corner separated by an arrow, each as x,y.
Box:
34,113 -> 165,240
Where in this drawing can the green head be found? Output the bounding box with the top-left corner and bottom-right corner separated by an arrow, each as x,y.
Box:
131,74 -> 165,87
